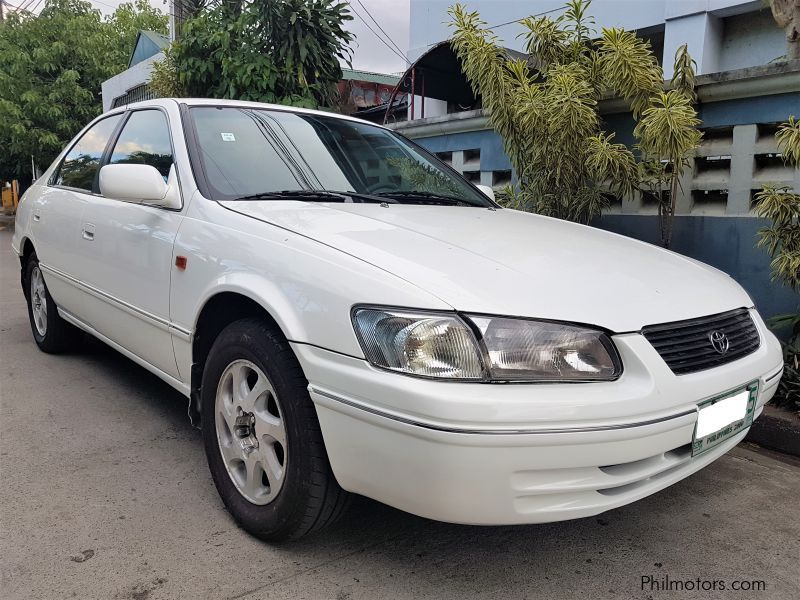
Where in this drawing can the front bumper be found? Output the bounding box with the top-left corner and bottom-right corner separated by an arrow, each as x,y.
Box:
293,310 -> 783,525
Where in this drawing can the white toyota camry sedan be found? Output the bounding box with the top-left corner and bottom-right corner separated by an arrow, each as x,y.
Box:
12,99 -> 784,541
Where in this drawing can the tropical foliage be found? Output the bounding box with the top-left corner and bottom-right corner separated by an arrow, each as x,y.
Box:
636,45 -> 702,248
150,0 -> 354,108
449,0 -> 702,239
754,117 -> 800,407
0,0 -> 167,181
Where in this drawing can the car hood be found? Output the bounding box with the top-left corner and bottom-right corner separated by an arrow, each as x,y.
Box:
220,201 -> 752,332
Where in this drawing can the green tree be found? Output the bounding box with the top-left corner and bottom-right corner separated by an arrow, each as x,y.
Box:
754,117 -> 800,406
449,0 -> 702,230
153,0 -> 354,108
0,0 -> 167,182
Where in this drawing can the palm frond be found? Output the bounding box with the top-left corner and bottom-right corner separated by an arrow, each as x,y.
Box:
670,43 -> 697,102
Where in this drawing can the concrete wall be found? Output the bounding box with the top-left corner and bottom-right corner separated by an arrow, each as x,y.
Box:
408,0 -> 783,77
408,96 -> 448,121
718,10 -> 789,71
593,215 -> 798,324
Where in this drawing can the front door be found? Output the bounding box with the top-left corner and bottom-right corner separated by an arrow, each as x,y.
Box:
77,108 -> 184,378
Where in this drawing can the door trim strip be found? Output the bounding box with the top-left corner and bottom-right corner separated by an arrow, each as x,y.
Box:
40,262 -> 192,339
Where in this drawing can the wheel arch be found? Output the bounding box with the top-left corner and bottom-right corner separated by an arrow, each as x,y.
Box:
20,237 -> 35,263
192,291 -> 288,365
189,288 -> 298,424
19,238 -> 36,299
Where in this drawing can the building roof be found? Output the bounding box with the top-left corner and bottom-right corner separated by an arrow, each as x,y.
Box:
390,41 -> 531,107
129,30 -> 170,68
341,68 -> 401,86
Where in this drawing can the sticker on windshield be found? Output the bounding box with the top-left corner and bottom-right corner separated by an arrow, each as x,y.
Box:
220,132 -> 236,142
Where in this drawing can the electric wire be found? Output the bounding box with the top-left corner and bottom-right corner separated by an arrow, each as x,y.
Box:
87,0 -> 125,11
486,5 -> 564,30
354,0 -> 405,57
348,1 -> 409,65
16,0 -> 36,12
417,5 -> 567,51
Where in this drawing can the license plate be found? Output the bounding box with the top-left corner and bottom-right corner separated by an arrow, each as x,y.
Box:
692,382 -> 758,456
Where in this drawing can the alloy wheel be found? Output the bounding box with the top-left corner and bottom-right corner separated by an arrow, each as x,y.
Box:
214,359 -> 287,505
30,266 -> 47,336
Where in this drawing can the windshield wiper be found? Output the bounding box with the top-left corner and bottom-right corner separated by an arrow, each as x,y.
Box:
233,190 -> 394,203
375,191 -> 475,206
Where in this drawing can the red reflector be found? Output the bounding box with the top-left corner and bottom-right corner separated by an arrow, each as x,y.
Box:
175,256 -> 188,270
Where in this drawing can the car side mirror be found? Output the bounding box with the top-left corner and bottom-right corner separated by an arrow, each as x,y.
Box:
476,184 -> 495,201
99,164 -> 181,209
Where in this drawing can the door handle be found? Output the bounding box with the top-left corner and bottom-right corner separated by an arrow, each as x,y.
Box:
33,211 -> 41,222
81,223 -> 95,241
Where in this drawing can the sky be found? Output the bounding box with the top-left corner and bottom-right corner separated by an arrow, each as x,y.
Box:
75,0 -> 411,75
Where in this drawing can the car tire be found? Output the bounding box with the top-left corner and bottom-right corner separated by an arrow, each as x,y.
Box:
201,317 -> 350,542
24,253 -> 78,354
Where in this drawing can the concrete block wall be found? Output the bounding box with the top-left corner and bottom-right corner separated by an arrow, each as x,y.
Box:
415,118 -> 799,217
433,147 -> 512,189
605,120 -> 800,217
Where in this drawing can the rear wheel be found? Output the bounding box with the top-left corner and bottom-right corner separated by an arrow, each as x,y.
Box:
201,317 -> 349,541
24,253 -> 78,353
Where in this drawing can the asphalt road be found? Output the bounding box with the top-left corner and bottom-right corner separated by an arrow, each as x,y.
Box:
1,225 -> 799,600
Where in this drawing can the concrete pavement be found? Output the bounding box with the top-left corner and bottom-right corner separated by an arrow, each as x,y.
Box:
1,225 -> 799,600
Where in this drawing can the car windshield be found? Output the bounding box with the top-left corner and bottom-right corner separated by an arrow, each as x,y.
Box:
188,106 -> 493,207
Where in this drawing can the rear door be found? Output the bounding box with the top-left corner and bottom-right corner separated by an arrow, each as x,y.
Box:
32,114 -> 124,321
76,108 -> 184,378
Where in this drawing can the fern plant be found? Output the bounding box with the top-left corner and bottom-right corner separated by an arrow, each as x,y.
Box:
448,0 -> 702,234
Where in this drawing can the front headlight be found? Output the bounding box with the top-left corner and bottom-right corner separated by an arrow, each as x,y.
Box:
351,307 -> 484,379
351,307 -> 621,382
467,316 -> 621,381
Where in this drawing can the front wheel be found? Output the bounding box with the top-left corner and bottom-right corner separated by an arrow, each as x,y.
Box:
201,318 -> 349,541
24,253 -> 78,353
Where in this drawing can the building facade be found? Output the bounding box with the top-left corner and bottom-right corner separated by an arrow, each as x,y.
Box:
410,0 -> 789,72
406,0 -> 791,119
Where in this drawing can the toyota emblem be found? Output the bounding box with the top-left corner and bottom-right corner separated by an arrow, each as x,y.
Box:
708,330 -> 730,355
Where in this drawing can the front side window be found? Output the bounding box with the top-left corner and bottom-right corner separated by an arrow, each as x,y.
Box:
189,107 -> 492,207
54,114 -> 123,192
109,110 -> 173,179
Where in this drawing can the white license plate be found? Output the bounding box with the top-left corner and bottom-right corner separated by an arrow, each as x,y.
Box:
692,383 -> 758,456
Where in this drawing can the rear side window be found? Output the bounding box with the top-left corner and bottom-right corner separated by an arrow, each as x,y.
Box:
54,114 -> 123,191
109,110 -> 173,179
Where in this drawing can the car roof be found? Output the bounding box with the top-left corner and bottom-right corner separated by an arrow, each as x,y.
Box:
104,98 -> 389,130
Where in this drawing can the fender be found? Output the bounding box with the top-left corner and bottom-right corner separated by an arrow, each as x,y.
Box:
189,274 -> 320,351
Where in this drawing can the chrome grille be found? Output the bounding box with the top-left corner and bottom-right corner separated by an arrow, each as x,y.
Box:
642,308 -> 760,375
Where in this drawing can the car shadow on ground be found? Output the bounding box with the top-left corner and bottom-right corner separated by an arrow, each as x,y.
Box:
76,333 -> 197,431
